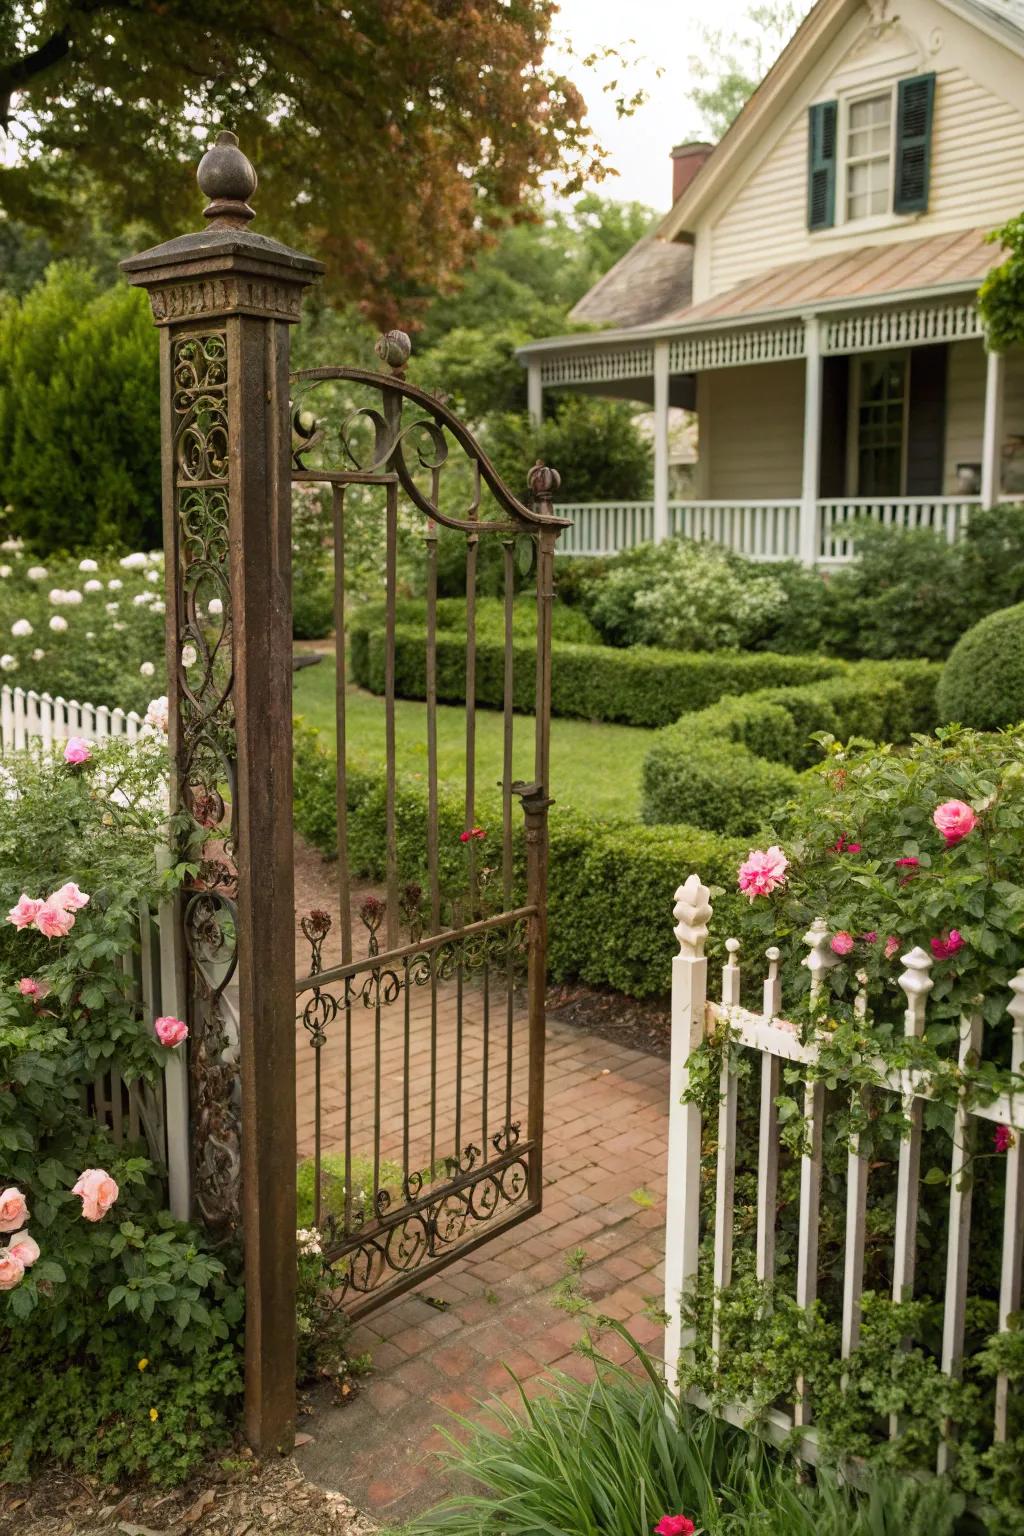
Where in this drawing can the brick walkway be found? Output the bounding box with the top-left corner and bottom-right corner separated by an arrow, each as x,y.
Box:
293,984 -> 668,1526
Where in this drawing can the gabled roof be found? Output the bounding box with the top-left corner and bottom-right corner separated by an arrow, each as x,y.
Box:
568,235 -> 693,329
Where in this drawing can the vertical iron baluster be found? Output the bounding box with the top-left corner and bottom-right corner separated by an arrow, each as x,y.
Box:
482,962 -> 490,1160
332,485 -> 352,964
403,956 -> 411,1189
455,954 -> 464,1165
426,521 -> 441,932
465,533 -> 479,906
502,540 -> 515,909
313,1031 -> 322,1229
344,978 -> 353,1236
430,953 -> 438,1180
373,982 -> 382,1214
384,478 -> 399,951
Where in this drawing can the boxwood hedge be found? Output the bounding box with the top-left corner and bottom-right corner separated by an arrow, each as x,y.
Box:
348,601 -> 846,730
641,660 -> 941,833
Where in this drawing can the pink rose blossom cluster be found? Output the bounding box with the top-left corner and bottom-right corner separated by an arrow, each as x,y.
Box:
932,799 -> 979,845
931,929 -> 965,961
830,833 -> 861,854
655,1518 -> 696,1536
154,1015 -> 188,1048
7,881 -> 90,939
17,976 -> 48,1002
995,1125 -> 1015,1154
0,1188 -> 39,1291
830,931 -> 855,957
737,845 -> 789,900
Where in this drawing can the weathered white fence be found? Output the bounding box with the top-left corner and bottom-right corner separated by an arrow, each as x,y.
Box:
0,684 -> 145,753
664,873 -> 1024,1467
3,683 -> 188,1218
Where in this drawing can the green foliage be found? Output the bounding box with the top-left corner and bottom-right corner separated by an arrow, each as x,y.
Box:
0,545 -> 165,712
348,603 -> 845,730
0,740 -> 243,1483
295,1152 -> 403,1229
938,601 -> 1024,730
405,1324 -> 962,1535
979,212 -> 1024,354
0,265 -> 160,553
642,662 -> 941,829
685,1 -> 812,140
487,397 -> 652,505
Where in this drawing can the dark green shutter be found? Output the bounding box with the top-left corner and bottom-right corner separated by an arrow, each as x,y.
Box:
894,73 -> 936,213
807,100 -> 838,229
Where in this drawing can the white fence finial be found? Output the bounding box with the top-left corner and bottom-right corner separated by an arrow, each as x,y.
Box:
898,945 -> 935,1019
802,916 -> 837,1000
673,874 -> 712,958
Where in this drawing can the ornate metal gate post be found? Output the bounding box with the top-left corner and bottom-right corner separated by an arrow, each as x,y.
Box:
122,133 -> 322,1453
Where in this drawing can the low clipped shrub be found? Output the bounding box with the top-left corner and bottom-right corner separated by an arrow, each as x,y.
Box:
293,723 -> 745,998
642,661 -> 941,831
937,600 -> 1024,730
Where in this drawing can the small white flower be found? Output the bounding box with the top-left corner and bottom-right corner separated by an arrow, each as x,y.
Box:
26,566 -> 47,581
1,538 -> 22,553
112,621 -> 126,631
49,615 -> 68,633
107,578 -> 122,591
31,649 -> 44,662
84,579 -> 102,593
133,592 -> 151,607
63,589 -> 82,605
208,597 -> 224,616
78,558 -> 99,572
120,552 -> 148,570
105,602 -> 119,615
10,619 -> 31,638
0,764 -> 18,801
0,654 -> 16,672
181,643 -> 198,668
0,566 -> 10,578
153,601 -> 165,614
146,569 -> 160,584
48,589 -> 65,605
139,661 -> 155,678
85,631 -> 95,640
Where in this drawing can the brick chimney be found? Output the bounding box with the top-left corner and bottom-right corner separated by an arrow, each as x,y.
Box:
671,142 -> 714,203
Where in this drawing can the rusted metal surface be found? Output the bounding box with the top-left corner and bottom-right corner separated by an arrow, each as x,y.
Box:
292,346 -> 565,1317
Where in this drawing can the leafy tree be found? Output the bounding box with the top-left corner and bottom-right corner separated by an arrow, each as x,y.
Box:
0,1 -> 615,325
979,212 -> 1024,353
486,397 -> 652,504
0,264 -> 160,550
686,1 -> 813,140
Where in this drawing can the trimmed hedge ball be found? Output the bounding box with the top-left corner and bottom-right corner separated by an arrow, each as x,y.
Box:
937,601 -> 1024,730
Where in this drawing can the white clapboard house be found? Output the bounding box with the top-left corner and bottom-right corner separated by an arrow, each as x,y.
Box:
518,0 -> 1024,561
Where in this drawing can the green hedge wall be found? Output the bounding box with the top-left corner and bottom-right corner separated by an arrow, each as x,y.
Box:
641,660 -> 941,833
293,724 -> 746,998
349,602 -> 846,730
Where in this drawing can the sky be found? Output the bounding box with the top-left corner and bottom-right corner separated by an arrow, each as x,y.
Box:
545,0 -> 759,212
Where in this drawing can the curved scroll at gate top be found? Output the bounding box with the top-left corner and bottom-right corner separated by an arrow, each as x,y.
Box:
290,329 -> 570,534
290,327 -> 565,1319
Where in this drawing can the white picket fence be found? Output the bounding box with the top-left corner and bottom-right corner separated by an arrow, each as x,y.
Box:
664,873 -> 1024,1467
0,684 -> 145,753
2,682 -> 189,1218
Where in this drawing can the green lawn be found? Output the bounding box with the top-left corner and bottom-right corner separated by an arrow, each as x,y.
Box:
293,656 -> 649,820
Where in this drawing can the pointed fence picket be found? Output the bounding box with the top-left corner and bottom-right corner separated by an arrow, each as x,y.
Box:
665,873 -> 1024,1472
2,681 -> 187,1217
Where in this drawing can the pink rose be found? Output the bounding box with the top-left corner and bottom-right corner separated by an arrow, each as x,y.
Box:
931,929 -> 965,961
34,897 -> 76,939
0,1249 -> 25,1291
17,977 -> 48,1001
63,736 -> 92,766
861,931 -> 878,944
830,931 -> 855,956
933,800 -> 978,845
6,1230 -> 39,1267
7,894 -> 43,930
0,1187 -> 29,1232
884,935 -> 901,960
995,1125 -> 1015,1154
154,1015 -> 188,1048
830,834 -> 861,854
737,845 -> 789,900
655,1519 -> 696,1536
51,881 -> 90,912
72,1167 -> 119,1222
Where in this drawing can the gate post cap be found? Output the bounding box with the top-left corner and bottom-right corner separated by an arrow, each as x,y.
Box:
198,130 -> 258,226
527,461 -> 561,506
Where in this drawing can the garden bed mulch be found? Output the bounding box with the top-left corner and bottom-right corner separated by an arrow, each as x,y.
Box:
0,1452 -> 377,1536
545,980 -> 670,1060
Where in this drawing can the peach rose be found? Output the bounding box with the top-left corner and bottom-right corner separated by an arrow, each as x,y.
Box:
72,1168 -> 118,1222
6,1230 -> 39,1267
0,1187 -> 29,1232
0,1249 -> 25,1290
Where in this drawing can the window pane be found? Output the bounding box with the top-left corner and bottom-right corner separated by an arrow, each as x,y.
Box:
857,355 -> 905,495
845,93 -> 891,221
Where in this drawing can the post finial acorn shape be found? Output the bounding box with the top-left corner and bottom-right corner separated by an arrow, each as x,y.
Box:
528,460 -> 561,512
375,329 -> 412,374
197,130 -> 258,227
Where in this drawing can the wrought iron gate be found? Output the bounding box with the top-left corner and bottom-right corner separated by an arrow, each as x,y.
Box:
291,335 -> 565,1316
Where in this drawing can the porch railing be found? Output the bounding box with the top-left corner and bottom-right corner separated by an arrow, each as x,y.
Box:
554,497 -> 984,563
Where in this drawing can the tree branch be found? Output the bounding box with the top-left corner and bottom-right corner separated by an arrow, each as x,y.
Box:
0,24 -> 74,130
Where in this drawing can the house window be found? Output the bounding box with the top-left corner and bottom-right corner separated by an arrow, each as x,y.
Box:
845,93 -> 892,221
855,354 -> 907,495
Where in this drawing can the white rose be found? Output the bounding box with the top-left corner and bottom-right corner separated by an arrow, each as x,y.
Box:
84,579 -> 102,593
1,539 -> 22,552
48,616 -> 68,633
153,601 -> 165,614
0,566 -> 10,579
63,589 -> 82,605
119,552 -> 148,570
85,631 -> 95,640
78,558 -> 99,572
181,643 -> 198,668
144,696 -> 169,733
0,654 -> 16,672
132,593 -> 151,607
26,566 -> 47,581
105,602 -> 119,615
107,578 -> 122,591
10,619 -> 31,638
112,621 -> 126,631
146,569 -> 160,584
31,649 -> 44,662
48,589 -> 66,605
139,661 -> 155,678
208,597 -> 224,616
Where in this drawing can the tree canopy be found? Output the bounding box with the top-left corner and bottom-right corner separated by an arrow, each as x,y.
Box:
0,1 -> 613,324
685,1 -> 812,141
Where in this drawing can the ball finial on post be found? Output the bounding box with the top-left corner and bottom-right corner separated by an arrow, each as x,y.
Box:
197,130 -> 258,227
527,461 -> 561,513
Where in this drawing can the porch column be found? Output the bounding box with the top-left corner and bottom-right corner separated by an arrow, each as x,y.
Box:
981,347 -> 1005,508
799,312 -> 824,566
527,360 -> 543,427
653,339 -> 670,544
